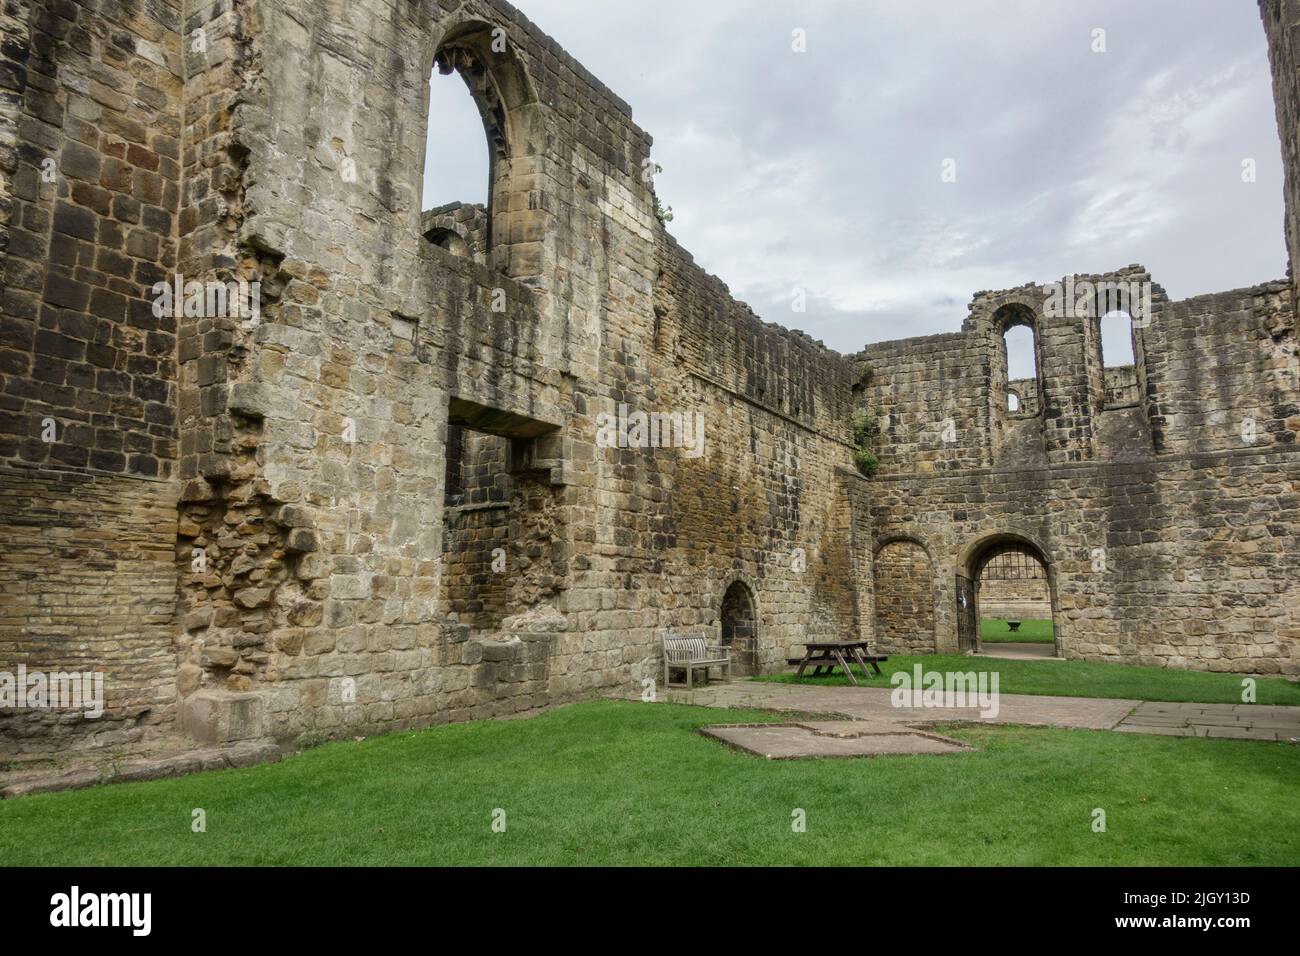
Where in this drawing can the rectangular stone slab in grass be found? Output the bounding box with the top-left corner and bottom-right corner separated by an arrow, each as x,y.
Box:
700,723 -> 972,759
791,719 -> 912,737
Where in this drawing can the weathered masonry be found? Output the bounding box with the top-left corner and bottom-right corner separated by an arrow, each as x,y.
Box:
0,0 -> 1297,759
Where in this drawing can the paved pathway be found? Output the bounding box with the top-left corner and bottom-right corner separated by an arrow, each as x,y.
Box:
976,642 -> 1061,661
662,681 -> 1300,757
1117,701 -> 1300,741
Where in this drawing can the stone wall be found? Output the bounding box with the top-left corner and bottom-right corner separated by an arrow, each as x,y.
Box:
650,234 -> 865,672
440,427 -> 510,633
1102,366 -> 1139,408
0,0 -> 185,755
2,0 -> 1299,760
169,0 -> 598,741
155,0 -> 867,743
858,274 -> 1300,673
0,0 -> 182,480
0,468 -> 178,754
1262,0 -> 1300,299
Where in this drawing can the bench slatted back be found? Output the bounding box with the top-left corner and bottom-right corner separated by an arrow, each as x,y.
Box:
663,635 -> 709,663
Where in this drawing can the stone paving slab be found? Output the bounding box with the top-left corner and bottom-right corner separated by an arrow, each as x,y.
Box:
663,680 -> 1300,744
1139,703 -> 1300,717
0,742 -> 284,799
664,681 -> 1140,731
792,720 -> 915,737
1200,725 -> 1267,740
1117,701 -> 1300,742
1113,724 -> 1195,737
976,642 -> 1062,661
700,724 -> 971,759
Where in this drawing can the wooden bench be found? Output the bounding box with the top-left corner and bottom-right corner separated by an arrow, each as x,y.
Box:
662,633 -> 731,689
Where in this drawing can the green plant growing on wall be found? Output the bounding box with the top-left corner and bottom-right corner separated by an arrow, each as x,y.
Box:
649,162 -> 674,224
852,407 -> 881,477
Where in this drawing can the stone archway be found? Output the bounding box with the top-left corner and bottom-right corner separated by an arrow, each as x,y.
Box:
957,533 -> 1059,656
873,538 -> 937,653
720,580 -> 758,676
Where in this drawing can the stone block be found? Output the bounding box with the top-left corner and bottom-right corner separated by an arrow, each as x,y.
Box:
182,690 -> 267,744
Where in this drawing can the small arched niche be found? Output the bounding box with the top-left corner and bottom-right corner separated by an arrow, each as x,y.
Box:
873,538 -> 937,653
423,224 -> 473,259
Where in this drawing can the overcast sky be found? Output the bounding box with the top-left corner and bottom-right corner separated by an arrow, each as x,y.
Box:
423,0 -> 1286,373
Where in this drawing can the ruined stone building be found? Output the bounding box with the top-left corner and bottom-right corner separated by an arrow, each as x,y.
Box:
1,0 -> 1298,758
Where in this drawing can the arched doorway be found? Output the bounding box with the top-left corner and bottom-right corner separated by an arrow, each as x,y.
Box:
873,539 -> 937,653
956,535 -> 1058,657
720,581 -> 758,676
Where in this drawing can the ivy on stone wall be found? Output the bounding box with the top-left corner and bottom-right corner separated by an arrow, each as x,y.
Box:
852,407 -> 880,477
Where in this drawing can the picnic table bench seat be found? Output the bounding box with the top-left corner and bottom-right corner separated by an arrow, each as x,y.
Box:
786,653 -> 889,667
789,640 -> 888,684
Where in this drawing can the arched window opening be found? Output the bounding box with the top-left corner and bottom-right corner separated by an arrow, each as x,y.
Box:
420,24 -> 537,272
422,64 -> 490,212
1099,310 -> 1135,368
1099,310 -> 1140,407
1004,325 -> 1036,382
993,303 -> 1040,419
422,58 -> 490,263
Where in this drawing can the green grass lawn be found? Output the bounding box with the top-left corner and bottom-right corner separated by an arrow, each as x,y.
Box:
0,700 -> 1297,866
982,618 -> 1055,643
759,654 -> 1300,705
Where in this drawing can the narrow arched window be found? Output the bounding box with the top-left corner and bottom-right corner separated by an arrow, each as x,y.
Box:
419,24 -> 539,274
422,63 -> 489,212
421,50 -> 491,263
1099,310 -> 1139,407
993,303 -> 1040,419
1099,310 -> 1135,368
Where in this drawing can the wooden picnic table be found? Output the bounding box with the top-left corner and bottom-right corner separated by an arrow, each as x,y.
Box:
788,640 -> 888,686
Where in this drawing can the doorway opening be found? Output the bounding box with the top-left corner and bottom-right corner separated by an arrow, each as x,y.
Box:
720,581 -> 758,676
956,535 -> 1058,658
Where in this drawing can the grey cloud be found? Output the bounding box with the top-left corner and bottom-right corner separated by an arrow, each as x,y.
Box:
425,0 -> 1287,366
